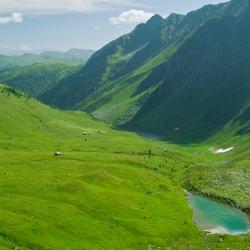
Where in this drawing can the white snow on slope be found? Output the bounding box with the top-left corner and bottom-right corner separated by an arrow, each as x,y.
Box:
215,147 -> 234,154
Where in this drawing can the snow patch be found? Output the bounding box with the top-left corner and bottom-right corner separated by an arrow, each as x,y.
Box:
215,147 -> 234,154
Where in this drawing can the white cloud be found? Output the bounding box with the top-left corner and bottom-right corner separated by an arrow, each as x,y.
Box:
0,12 -> 23,24
109,9 -> 154,25
0,0 -> 138,14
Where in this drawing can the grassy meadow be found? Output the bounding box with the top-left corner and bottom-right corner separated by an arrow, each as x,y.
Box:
0,85 -> 250,249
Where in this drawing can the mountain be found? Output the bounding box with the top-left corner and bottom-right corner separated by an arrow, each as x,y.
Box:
41,3 -> 230,110
128,0 -> 250,142
0,49 -> 94,71
23,0 -> 250,143
40,49 -> 94,63
0,47 -> 49,56
40,14 -> 174,108
0,62 -> 78,98
0,54 -> 48,71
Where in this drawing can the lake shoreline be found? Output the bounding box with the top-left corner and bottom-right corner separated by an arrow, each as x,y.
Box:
184,181 -> 250,218
186,191 -> 250,235
205,226 -> 230,235
204,227 -> 246,235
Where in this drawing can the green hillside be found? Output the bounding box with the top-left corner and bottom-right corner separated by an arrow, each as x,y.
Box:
40,14 -> 173,108
1,84 -> 250,249
0,62 -> 78,98
129,0 -> 250,142
0,84 -> 198,249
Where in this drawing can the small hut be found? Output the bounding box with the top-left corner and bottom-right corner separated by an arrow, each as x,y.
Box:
54,152 -> 62,157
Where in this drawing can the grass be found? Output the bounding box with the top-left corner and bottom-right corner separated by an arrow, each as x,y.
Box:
0,85 -> 250,249
185,129 -> 250,213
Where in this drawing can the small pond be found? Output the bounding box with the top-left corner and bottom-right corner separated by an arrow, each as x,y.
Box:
188,192 -> 250,235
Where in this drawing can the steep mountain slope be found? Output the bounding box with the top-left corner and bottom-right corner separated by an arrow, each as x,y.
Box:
0,62 -> 78,98
0,49 -> 94,71
41,1 -> 228,110
40,14 -> 173,108
41,0 -> 250,143
128,0 -> 250,142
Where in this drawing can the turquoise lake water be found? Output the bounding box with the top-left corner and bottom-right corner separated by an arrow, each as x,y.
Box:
188,193 -> 250,234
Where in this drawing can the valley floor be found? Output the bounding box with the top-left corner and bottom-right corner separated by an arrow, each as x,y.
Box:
0,86 -> 250,249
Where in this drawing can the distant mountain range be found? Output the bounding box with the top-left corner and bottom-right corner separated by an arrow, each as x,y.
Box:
2,0 -> 250,143
0,48 -> 44,56
0,49 -> 94,71
0,47 -> 95,57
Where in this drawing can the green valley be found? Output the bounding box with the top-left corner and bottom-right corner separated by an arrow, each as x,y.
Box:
0,0 -> 250,249
0,85 -> 207,249
0,83 -> 250,249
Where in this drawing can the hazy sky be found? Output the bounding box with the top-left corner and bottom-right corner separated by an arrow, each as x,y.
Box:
0,0 -> 227,52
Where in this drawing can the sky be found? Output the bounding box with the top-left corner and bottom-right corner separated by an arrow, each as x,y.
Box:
0,0 -> 227,53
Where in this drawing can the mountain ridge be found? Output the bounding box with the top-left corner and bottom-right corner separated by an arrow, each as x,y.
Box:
14,0 -> 250,142
0,49 -> 94,72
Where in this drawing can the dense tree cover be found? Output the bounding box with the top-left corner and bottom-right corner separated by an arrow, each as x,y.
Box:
0,62 -> 79,97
